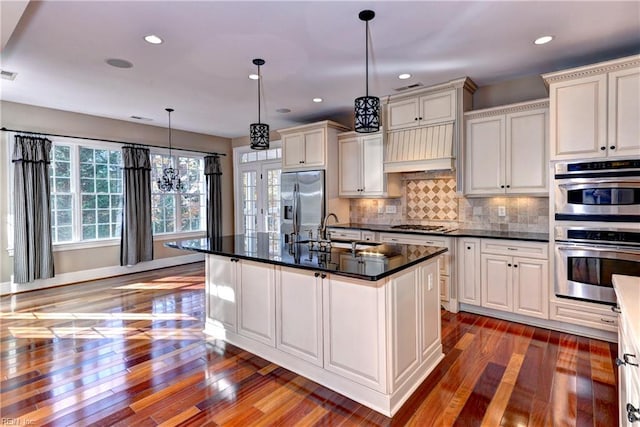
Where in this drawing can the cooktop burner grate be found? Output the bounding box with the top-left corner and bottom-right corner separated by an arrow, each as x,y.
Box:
390,224 -> 455,232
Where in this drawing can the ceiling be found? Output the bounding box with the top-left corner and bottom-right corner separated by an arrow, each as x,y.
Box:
1,1 -> 639,140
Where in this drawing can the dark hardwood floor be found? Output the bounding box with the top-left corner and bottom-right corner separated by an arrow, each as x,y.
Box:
0,262 -> 618,426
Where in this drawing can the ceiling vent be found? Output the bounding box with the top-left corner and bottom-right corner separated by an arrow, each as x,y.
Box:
1,70 -> 17,80
393,82 -> 424,92
130,115 -> 153,121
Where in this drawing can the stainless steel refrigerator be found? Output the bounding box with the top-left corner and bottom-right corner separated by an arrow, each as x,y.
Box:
281,170 -> 325,242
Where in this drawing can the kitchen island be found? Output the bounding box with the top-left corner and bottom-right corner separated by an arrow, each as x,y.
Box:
166,233 -> 447,417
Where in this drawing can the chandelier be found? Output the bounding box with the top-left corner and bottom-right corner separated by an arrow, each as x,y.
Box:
354,10 -> 380,133
157,107 -> 186,192
250,58 -> 269,150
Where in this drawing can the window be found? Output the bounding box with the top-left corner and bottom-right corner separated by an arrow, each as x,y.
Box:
7,134 -> 206,249
150,153 -> 205,235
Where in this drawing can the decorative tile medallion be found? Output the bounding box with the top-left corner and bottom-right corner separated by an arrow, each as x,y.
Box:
406,179 -> 457,220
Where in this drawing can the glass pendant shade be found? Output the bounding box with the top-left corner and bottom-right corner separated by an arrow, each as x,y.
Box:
250,122 -> 269,150
157,108 -> 186,192
354,9 -> 380,133
250,58 -> 269,150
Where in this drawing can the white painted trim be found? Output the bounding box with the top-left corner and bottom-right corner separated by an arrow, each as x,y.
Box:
459,303 -> 617,343
0,253 -> 204,295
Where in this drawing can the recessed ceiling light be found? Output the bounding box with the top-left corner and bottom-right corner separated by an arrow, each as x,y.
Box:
249,74 -> 259,80
398,73 -> 411,80
313,98 -> 323,103
105,58 -> 133,69
144,34 -> 163,45
534,35 -> 554,45
276,108 -> 291,114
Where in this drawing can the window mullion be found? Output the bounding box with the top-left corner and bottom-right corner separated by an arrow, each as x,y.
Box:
72,144 -> 81,243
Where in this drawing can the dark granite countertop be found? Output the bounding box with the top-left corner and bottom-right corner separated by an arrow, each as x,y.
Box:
328,223 -> 549,242
165,233 -> 447,282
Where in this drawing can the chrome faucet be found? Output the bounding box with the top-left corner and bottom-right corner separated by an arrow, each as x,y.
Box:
319,212 -> 339,240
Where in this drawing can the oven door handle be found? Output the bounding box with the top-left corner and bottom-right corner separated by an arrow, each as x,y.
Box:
557,180 -> 640,189
556,244 -> 640,258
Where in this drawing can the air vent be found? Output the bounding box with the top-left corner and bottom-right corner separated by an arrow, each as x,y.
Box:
130,115 -> 153,121
393,82 -> 424,92
1,70 -> 17,81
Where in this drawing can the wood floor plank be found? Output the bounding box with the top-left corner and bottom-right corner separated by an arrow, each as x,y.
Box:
0,262 -> 619,426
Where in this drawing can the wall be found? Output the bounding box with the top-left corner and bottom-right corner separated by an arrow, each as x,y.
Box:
472,74 -> 548,109
0,101 -> 234,288
349,171 -> 549,233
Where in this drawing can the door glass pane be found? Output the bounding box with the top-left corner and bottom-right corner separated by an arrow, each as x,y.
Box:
242,171 -> 257,233
265,168 -> 281,234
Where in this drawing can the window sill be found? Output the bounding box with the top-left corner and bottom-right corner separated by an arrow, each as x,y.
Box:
6,231 -> 207,256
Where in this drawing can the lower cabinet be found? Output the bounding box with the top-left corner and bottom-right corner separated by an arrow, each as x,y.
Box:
206,254 -> 238,332
277,267 -> 323,366
458,238 -> 549,320
237,259 -> 276,346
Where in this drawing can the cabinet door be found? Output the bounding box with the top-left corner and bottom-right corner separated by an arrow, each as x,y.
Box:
206,255 -> 237,332
608,67 -> 640,157
512,257 -> 548,319
389,268 -> 420,390
457,238 -> 481,306
465,116 -> 505,195
481,254 -> 512,312
323,276 -> 386,392
282,133 -> 304,168
276,267 -> 323,366
387,98 -> 420,130
420,90 -> 456,126
303,128 -> 326,168
237,260 -> 276,346
338,136 -> 362,196
361,134 -> 385,195
506,109 -> 548,194
549,74 -> 607,159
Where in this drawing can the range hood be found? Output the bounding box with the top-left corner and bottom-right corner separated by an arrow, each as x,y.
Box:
383,122 -> 454,173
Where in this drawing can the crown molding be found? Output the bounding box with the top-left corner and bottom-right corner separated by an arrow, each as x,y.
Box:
542,54 -> 640,85
464,98 -> 549,120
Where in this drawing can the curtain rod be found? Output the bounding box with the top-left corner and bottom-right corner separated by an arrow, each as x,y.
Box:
1,127 -> 227,157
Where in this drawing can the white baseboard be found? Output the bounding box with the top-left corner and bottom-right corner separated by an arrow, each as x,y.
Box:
0,253 -> 204,295
459,303 -> 617,343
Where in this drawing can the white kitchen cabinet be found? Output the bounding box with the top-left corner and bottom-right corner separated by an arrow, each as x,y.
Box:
457,237 -> 481,306
464,100 -> 548,196
279,120 -> 350,171
237,259 -> 276,346
276,267 -> 323,366
480,239 -> 549,319
543,55 -> 640,160
206,254 -> 238,332
387,89 -> 456,130
327,228 -> 363,241
338,131 -> 401,198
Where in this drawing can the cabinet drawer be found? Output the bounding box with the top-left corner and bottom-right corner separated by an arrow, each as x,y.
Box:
361,231 -> 378,242
481,239 -> 548,259
550,300 -> 618,332
379,232 -> 447,247
328,228 -> 361,240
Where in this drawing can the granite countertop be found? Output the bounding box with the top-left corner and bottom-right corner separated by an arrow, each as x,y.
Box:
329,223 -> 549,242
165,233 -> 447,282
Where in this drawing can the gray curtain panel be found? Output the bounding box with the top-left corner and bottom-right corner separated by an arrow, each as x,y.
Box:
12,135 -> 55,283
204,155 -> 222,240
120,146 -> 153,266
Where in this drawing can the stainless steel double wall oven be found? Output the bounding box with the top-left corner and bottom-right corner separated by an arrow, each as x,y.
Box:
553,159 -> 640,305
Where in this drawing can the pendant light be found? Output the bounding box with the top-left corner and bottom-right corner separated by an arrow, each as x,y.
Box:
250,58 -> 269,150
354,9 -> 380,133
157,107 -> 186,192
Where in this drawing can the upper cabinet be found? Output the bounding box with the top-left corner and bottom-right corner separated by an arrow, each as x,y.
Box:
338,130 -> 401,198
543,55 -> 640,160
464,99 -> 549,196
387,90 -> 456,130
279,120 -> 350,171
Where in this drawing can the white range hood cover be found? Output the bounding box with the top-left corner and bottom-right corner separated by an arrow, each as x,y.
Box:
383,122 -> 455,173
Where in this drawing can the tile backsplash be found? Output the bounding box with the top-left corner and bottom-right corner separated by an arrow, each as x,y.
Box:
349,172 -> 549,233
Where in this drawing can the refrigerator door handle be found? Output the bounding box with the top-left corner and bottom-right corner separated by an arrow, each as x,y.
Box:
292,182 -> 299,236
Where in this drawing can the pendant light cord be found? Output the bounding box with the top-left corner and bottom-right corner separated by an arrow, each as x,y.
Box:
257,64 -> 261,124
365,19 -> 369,97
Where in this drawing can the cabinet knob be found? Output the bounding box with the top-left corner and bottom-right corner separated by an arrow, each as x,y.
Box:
612,306 -> 622,313
600,146 -> 606,151
419,117 -> 423,120
507,263 -> 512,267
467,246 -> 471,250
506,185 -> 510,189
314,272 -> 320,278
627,404 -> 640,423
610,145 -> 616,150
514,264 -> 518,268
500,185 -> 505,189
600,318 -> 615,325
414,117 -> 418,121
321,273 -> 327,279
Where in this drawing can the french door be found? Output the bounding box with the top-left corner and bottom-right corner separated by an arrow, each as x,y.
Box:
235,160 -> 281,235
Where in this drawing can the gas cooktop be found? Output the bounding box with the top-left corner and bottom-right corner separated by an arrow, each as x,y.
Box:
390,224 -> 457,233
